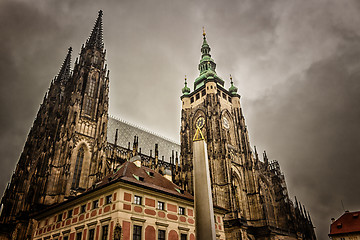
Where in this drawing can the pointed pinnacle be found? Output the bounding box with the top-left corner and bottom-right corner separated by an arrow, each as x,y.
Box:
87,10 -> 104,49
56,47 -> 72,83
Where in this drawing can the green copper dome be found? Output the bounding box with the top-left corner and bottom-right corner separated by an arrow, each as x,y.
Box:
182,77 -> 190,95
229,75 -> 238,95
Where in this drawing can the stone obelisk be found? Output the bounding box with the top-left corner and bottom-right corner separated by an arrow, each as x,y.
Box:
193,127 -> 216,240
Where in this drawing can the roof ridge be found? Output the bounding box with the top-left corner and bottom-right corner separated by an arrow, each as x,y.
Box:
109,115 -> 180,145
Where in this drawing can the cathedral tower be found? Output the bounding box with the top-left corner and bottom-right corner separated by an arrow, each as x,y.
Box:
180,30 -> 258,215
179,31 -> 316,239
0,11 -> 109,239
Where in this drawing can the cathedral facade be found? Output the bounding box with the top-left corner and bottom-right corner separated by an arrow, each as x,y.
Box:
0,11 -> 315,240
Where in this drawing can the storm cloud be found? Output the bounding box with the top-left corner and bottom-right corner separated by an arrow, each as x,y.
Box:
0,0 -> 359,238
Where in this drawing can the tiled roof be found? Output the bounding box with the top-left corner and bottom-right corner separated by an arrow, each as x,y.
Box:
93,161 -> 193,201
107,116 -> 180,162
329,211 -> 360,236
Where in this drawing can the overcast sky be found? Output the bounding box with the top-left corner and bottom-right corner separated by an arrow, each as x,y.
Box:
1,0 -> 360,238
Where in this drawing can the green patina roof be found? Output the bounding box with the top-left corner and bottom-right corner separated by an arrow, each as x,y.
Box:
182,30 -> 232,94
229,75 -> 238,95
182,77 -> 191,95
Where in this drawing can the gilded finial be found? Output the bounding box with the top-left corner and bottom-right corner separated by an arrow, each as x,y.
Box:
230,74 -> 233,84
202,26 -> 206,37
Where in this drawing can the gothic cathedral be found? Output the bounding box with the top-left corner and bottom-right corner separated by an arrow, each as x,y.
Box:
0,11 -> 316,240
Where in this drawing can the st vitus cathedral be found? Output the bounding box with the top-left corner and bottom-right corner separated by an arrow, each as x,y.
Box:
0,11 -> 316,240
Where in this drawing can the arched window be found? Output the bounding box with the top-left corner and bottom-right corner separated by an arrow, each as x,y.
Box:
72,147 -> 84,189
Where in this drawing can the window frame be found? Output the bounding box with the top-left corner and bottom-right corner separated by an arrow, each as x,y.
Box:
88,228 -> 95,240
157,201 -> 165,210
80,204 -> 86,214
67,209 -> 73,219
105,195 -> 112,205
101,225 -> 109,240
133,225 -> 142,240
158,229 -> 166,240
134,195 -> 142,205
181,233 -> 187,240
76,231 -> 82,240
178,206 -> 185,215
93,200 -> 99,209
57,213 -> 63,222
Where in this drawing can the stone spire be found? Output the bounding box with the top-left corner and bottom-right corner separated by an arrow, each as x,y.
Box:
55,47 -> 72,83
86,10 -> 104,49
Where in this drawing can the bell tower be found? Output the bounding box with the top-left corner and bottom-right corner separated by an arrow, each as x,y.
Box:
179,30 -> 259,217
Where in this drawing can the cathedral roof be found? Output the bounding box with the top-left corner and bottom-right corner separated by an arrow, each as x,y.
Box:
329,211 -> 360,236
93,161 -> 193,200
107,116 -> 180,162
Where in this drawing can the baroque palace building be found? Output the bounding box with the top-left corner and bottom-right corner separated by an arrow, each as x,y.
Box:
0,11 -> 316,240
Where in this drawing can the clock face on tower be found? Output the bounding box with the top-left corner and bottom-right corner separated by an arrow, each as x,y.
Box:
223,117 -> 230,129
196,117 -> 205,129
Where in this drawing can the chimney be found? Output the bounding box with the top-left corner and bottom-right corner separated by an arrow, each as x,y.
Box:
130,155 -> 142,168
164,169 -> 172,182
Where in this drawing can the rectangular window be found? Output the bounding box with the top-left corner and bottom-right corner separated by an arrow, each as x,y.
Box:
88,229 -> 95,240
76,232 -> 82,240
80,204 -> 86,214
228,96 -> 232,103
157,201 -> 164,210
67,209 -> 73,219
101,225 -> 109,240
178,207 -> 185,215
105,195 -> 112,205
57,213 -> 62,222
93,200 -> 99,209
190,97 -> 194,103
222,93 -> 226,99
133,225 -> 142,240
134,195 -> 142,205
158,229 -> 166,240
196,93 -> 200,100
181,233 -> 187,240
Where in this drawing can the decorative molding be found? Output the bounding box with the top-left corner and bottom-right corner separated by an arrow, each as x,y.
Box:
87,220 -> 98,227
100,216 -> 111,223
155,221 -> 169,227
62,229 -> 70,235
75,224 -> 85,230
178,226 -> 190,231
130,217 -> 146,222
